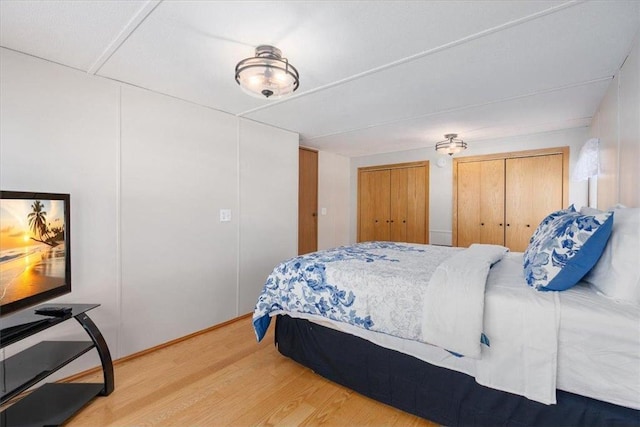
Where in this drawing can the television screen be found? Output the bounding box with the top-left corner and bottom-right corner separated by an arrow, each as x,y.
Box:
0,191 -> 71,317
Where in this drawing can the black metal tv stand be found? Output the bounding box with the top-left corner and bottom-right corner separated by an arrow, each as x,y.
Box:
0,304 -> 114,426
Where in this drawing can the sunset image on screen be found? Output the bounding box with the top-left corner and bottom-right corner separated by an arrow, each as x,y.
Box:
0,199 -> 67,306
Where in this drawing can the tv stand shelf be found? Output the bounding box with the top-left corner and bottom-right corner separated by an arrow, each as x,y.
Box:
0,304 -> 113,426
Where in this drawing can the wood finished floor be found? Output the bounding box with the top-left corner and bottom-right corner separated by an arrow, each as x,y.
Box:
65,316 -> 438,426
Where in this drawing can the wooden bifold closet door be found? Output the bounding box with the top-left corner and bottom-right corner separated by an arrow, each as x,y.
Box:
360,168 -> 391,241
504,154 -> 564,251
453,147 -> 568,252
456,159 -> 505,248
358,161 -> 429,244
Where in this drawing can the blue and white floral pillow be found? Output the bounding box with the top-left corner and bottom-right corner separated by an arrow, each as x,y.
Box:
528,205 -> 576,245
523,210 -> 614,291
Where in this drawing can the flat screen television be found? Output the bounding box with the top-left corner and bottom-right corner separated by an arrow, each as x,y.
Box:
0,191 -> 71,317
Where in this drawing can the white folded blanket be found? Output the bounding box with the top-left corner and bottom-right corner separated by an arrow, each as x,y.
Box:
422,244 -> 509,358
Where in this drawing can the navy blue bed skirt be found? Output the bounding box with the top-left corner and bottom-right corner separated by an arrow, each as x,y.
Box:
275,315 -> 640,427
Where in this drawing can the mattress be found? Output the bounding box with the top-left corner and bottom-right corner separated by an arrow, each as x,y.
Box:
273,252 -> 640,410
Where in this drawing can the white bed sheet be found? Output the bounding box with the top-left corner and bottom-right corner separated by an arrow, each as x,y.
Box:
273,252 -> 640,409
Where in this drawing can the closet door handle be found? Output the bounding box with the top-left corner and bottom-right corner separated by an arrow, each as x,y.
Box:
499,223 -> 503,226
506,224 -> 511,227
481,223 -> 484,226
402,220 -> 406,224
390,220 -> 394,223
375,220 -> 379,223
526,224 -> 531,227
386,220 -> 390,223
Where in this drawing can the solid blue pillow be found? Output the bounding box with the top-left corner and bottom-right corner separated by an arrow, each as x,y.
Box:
523,210 -> 614,291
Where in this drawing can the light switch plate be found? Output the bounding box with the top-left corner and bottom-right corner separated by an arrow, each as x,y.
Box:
219,209 -> 232,222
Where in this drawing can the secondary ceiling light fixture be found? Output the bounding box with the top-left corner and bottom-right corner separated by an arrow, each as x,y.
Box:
235,45 -> 300,99
435,133 -> 467,156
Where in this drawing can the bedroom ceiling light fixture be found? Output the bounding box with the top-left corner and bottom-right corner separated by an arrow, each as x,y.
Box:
435,133 -> 467,156
235,45 -> 299,99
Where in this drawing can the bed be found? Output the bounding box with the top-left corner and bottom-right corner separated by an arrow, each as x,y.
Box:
253,206 -> 640,426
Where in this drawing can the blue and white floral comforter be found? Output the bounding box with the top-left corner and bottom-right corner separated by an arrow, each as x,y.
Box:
253,241 -> 509,354
253,242 -> 457,343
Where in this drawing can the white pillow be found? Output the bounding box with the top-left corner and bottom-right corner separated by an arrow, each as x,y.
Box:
579,206 -> 604,216
582,206 -> 640,304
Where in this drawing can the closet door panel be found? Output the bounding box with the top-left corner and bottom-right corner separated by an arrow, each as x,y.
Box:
457,162 -> 483,247
479,159 -> 505,245
390,168 -> 408,242
406,166 -> 427,244
358,170 -> 376,242
505,154 -> 563,251
457,160 -> 505,247
373,169 -> 391,241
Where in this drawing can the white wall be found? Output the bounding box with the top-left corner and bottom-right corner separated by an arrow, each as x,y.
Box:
350,127 -> 590,245
0,48 -> 298,371
590,31 -> 640,209
317,151 -> 350,250
119,87 -> 240,355
238,120 -> 298,314
0,49 -> 120,372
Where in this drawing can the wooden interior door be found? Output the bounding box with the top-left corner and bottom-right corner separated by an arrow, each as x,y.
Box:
298,148 -> 318,255
505,154 -> 563,251
456,160 -> 505,247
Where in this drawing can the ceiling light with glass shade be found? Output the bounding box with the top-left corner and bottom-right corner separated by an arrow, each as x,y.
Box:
235,45 -> 300,99
435,133 -> 467,156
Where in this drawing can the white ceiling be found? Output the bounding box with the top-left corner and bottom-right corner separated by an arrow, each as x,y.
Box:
1,1 -> 638,157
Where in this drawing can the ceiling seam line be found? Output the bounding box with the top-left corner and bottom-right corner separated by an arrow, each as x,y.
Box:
237,0 -> 584,117
304,75 -> 612,141
0,46 -> 233,116
87,0 -> 163,75
0,46 -> 88,73
461,117 -> 592,137
79,66 -> 298,134
463,120 -> 592,142
0,47 -> 248,119
0,45 -> 297,137
339,122 -> 591,157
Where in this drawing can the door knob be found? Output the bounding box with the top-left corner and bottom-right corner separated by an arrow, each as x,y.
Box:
481,223 -> 484,226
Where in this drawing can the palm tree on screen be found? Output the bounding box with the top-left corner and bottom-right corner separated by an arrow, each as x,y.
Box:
27,200 -> 56,246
